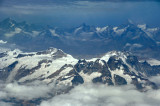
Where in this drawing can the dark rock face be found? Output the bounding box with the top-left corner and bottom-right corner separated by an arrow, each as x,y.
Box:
52,49 -> 67,59
114,75 -> 127,85
71,75 -> 84,86
16,54 -> 34,58
92,76 -> 114,85
131,78 -> 143,90
131,77 -> 158,91
75,59 -> 104,74
107,56 -> 123,70
92,61 -> 114,85
6,61 -> 18,72
0,53 -> 7,58
126,55 -> 160,77
0,61 -> 18,81
74,59 -> 114,85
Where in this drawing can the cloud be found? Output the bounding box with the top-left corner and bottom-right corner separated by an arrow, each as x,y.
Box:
0,81 -> 58,101
79,0 -> 160,3
0,0 -> 159,8
149,76 -> 160,86
147,59 -> 160,66
0,102 -> 12,106
40,83 -> 160,106
0,0 -> 159,16
4,82 -> 53,100
1,0 -> 160,5
0,77 -> 160,105
5,28 -> 22,37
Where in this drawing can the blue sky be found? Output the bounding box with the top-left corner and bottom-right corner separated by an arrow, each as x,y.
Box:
0,0 -> 160,27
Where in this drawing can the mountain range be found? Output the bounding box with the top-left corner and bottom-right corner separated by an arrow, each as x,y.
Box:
0,18 -> 160,60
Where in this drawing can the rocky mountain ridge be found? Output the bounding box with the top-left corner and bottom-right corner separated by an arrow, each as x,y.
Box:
0,48 -> 160,92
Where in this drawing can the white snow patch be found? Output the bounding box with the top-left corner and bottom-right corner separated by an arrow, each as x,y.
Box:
125,43 -> 131,47
11,23 -> 15,27
113,27 -> 118,32
113,27 -> 126,35
79,71 -> 101,83
32,31 -> 40,37
0,40 -> 7,44
132,35 -> 140,40
96,26 -> 108,33
157,42 -> 160,45
49,29 -> 59,37
147,28 -> 158,32
74,27 -> 82,34
133,43 -> 143,48
99,60 -> 104,66
137,24 -> 147,30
